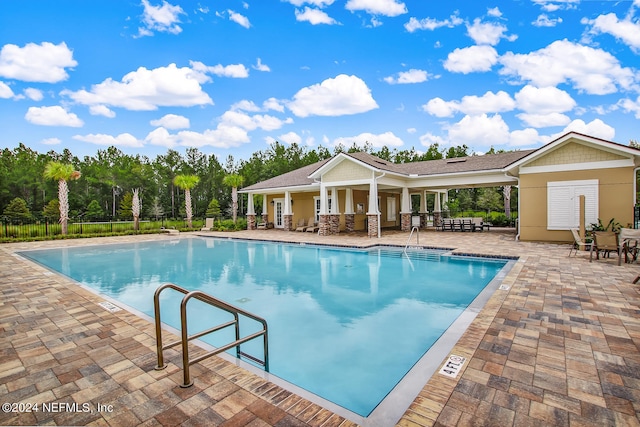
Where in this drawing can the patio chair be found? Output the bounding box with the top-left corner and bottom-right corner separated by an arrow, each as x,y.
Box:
618,228 -> 640,265
589,231 -> 620,262
569,228 -> 591,257
306,218 -> 319,233
295,218 -> 307,232
302,216 -> 316,232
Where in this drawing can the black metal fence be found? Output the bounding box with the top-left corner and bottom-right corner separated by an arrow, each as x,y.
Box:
635,205 -> 640,229
0,217 -> 200,239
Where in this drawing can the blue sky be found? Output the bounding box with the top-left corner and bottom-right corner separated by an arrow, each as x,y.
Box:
1,0 -> 639,161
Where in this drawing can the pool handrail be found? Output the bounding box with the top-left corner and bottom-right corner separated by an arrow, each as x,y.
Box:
153,282 -> 269,387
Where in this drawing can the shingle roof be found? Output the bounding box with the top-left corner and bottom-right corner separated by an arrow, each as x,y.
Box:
241,149 -> 536,192
241,158 -> 330,191
393,149 -> 536,176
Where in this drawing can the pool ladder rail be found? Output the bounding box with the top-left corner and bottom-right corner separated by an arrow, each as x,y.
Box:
153,283 -> 269,388
403,226 -> 420,253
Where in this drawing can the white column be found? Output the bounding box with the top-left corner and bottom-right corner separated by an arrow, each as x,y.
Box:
247,193 -> 255,215
420,190 -> 427,212
319,185 -> 329,215
262,194 -> 267,215
330,187 -> 340,214
400,187 -> 411,213
443,190 -> 448,209
344,188 -> 354,214
434,191 -> 441,211
284,190 -> 292,215
367,179 -> 378,214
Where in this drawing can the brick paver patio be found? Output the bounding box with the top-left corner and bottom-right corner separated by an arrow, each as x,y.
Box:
1,229 -> 639,426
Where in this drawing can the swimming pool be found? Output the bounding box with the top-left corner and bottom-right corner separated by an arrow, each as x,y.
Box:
20,237 -> 511,423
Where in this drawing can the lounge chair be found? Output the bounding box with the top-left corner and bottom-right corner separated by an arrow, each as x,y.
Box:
618,228 -> 640,265
294,218 -> 307,232
302,216 -> 316,232
306,219 -> 319,233
201,218 -> 214,231
589,231 -> 619,262
569,228 -> 591,256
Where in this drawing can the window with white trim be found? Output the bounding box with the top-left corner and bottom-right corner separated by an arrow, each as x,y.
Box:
547,180 -> 598,230
386,196 -> 396,221
313,196 -> 332,222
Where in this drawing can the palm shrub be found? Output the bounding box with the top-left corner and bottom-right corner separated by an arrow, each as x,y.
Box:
223,174 -> 245,223
43,161 -> 81,235
173,174 -> 200,228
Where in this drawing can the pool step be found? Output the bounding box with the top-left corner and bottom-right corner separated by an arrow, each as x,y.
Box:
369,248 -> 445,262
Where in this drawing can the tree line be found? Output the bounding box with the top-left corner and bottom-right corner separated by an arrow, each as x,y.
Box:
1,140 -> 516,225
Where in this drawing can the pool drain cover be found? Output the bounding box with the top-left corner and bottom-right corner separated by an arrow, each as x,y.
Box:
236,297 -> 251,303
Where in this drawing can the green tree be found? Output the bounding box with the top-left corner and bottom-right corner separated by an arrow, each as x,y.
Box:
118,192 -> 133,219
85,200 -> 103,220
43,199 -> 60,220
173,174 -> 200,228
206,198 -> 221,219
3,197 -> 31,221
223,174 -> 245,223
43,161 -> 81,235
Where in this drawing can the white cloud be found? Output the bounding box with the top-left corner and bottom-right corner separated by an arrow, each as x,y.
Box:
286,0 -> 335,6
419,132 -> 446,147
228,10 -> 251,28
61,64 -> 213,111
404,14 -> 463,32
516,112 -> 570,128
514,85 -> 576,114
190,61 -> 249,78
532,14 -> 562,27
295,7 -> 338,24
448,114 -> 511,147
466,19 -> 509,45
422,91 -> 515,117
333,131 -> 404,148
509,128 -> 543,147
23,88 -> 43,101
499,39 -> 635,95
444,45 -> 498,73
89,105 -> 116,118
219,110 -> 292,132
0,42 -> 77,83
345,0 -> 407,17
74,133 -> 143,147
138,0 -> 186,36
146,125 -> 252,149
584,11 -> 640,52
253,58 -> 271,72
383,69 -> 428,84
263,97 -> 285,112
41,137 -> 61,145
0,81 -> 14,98
287,74 -> 378,117
150,114 -> 190,129
533,0 -> 579,12
278,131 -> 303,145
554,118 -> 615,140
619,96 -> 640,118
487,7 -> 502,18
25,106 -> 83,127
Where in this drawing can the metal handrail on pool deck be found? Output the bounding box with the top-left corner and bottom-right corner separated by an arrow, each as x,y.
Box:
153,283 -> 269,387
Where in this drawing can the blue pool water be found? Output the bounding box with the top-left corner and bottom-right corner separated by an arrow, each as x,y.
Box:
21,237 -> 507,417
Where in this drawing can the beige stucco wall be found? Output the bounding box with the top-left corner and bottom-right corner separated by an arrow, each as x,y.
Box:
526,141 -> 626,168
519,167 -> 635,242
322,160 -> 372,182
